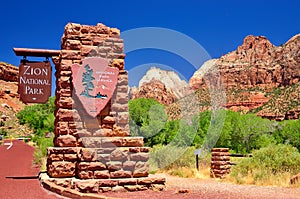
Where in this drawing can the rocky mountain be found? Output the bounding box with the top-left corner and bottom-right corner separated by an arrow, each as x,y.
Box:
189,34 -> 300,120
132,34 -> 300,121
130,67 -> 189,105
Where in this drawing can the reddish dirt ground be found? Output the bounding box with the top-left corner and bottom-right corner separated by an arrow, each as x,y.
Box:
1,140 -> 300,199
0,140 -> 60,199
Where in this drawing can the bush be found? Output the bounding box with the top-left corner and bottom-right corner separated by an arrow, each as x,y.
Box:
17,97 -> 55,167
149,145 -> 196,170
230,144 -> 300,186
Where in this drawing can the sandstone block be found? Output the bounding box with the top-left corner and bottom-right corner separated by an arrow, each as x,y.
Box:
111,103 -> 128,112
81,45 -> 98,56
112,186 -> 126,192
97,154 -> 110,162
57,89 -> 72,97
107,161 -> 122,171
65,39 -> 81,50
133,162 -> 149,177
212,148 -> 229,152
61,50 -> 81,60
109,28 -> 120,38
75,129 -> 92,137
48,147 -> 79,155
56,97 -> 73,109
107,53 -> 125,60
122,137 -> 144,147
49,154 -> 64,161
64,154 -> 77,161
98,179 -> 118,187
76,180 -> 99,193
210,161 -> 229,166
94,170 -> 110,179
48,161 -> 76,178
69,122 -> 83,130
151,184 -> 165,191
118,178 -> 137,186
79,148 -> 97,161
116,85 -> 128,93
211,152 -> 230,156
96,23 -> 110,34
130,153 -> 149,161
64,23 -> 81,35
102,116 -> 115,124
111,59 -> 124,70
112,43 -> 124,53
56,135 -> 77,147
124,185 -> 139,192
211,156 -> 230,161
80,137 -> 101,148
117,112 -> 129,124
110,170 -> 132,179
57,75 -> 71,89
99,187 -> 112,192
110,149 -> 128,161
101,137 -> 122,147
53,179 -> 72,188
56,109 -> 81,122
78,171 -> 93,179
98,46 -> 112,53
115,93 -> 128,105
123,161 -> 136,171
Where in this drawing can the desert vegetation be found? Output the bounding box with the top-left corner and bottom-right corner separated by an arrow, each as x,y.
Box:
17,97 -> 55,167
129,98 -> 300,186
15,96 -> 300,186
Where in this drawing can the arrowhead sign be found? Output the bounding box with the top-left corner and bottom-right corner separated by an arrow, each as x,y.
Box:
71,57 -> 119,117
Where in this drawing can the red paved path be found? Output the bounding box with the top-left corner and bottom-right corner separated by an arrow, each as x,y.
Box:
0,140 -> 60,199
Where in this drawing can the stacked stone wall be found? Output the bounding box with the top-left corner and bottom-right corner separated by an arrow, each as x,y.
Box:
46,23 -> 161,191
210,148 -> 231,179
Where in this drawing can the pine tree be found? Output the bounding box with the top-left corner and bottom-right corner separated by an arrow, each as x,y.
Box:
80,64 -> 95,97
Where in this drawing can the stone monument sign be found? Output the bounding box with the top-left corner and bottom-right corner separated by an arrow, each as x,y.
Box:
41,23 -> 165,196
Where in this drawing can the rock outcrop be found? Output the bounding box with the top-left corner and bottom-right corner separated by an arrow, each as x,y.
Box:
131,79 -> 177,105
0,62 -> 24,113
0,62 -> 18,82
189,34 -> 300,120
138,67 -> 189,99
130,67 -> 189,105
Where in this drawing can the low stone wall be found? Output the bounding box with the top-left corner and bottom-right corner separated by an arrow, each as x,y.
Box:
47,146 -> 150,179
40,173 -> 165,195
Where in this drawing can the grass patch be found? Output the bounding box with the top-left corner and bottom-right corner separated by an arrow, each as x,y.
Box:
228,144 -> 300,187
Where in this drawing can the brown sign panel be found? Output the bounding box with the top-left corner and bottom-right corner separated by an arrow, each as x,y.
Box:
72,57 -> 119,117
18,61 -> 52,103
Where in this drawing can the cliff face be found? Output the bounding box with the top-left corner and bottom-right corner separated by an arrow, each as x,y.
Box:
0,62 -> 24,113
131,79 -> 177,105
190,34 -> 300,120
130,67 -> 189,105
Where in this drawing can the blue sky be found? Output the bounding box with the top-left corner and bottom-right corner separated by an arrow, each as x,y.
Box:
1,0 -> 300,90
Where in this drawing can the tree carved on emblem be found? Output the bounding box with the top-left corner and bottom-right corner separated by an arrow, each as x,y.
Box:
80,64 -> 108,99
81,64 -> 95,97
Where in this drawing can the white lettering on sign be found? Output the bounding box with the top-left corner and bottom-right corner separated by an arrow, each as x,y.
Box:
23,65 -> 48,76
25,85 -> 44,95
19,77 -> 50,85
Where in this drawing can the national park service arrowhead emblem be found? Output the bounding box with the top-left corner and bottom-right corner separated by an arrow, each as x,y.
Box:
72,57 -> 119,117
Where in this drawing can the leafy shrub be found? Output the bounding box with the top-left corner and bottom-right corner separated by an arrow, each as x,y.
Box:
17,97 -> 55,166
230,144 -> 300,185
149,145 -> 196,170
